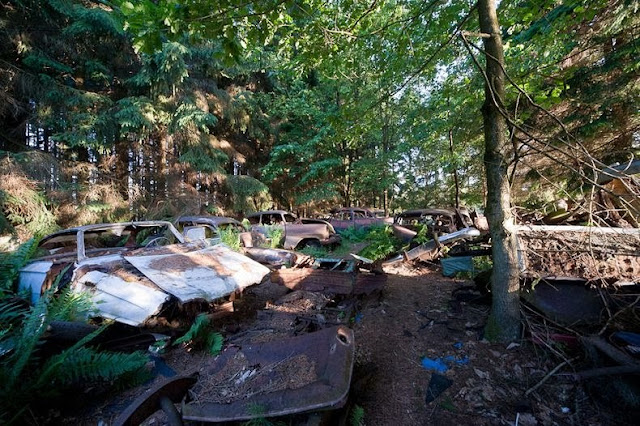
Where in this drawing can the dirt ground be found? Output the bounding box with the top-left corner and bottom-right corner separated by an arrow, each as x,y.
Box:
61,264 -> 637,425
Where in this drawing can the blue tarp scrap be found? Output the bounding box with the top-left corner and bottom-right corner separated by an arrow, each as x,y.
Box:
440,256 -> 474,277
421,354 -> 470,372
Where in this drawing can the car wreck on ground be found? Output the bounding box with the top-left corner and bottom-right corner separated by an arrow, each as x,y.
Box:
174,215 -> 247,242
19,221 -> 270,327
246,210 -> 341,250
327,207 -> 393,231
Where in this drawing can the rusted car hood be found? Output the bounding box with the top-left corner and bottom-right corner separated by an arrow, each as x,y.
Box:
124,244 -> 269,302
68,243 -> 270,326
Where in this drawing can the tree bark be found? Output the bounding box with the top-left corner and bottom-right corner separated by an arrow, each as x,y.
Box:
478,0 -> 521,341
448,128 -> 460,209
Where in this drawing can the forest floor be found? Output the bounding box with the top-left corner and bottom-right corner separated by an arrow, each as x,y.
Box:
60,263 -> 632,426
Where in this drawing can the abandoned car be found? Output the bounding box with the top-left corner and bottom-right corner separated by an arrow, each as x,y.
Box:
245,210 -> 341,250
393,208 -> 462,234
19,221 -> 269,327
327,207 -> 393,231
174,215 -> 248,242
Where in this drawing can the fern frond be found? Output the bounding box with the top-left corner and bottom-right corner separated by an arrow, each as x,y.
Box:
205,331 -> 223,355
0,237 -> 41,293
0,298 -> 28,332
39,346 -> 149,387
47,278 -> 95,322
174,314 -> 224,355
4,295 -> 50,389
174,313 -> 209,346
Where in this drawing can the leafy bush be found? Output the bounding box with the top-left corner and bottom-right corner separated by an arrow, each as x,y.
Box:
357,226 -> 402,261
299,244 -> 329,258
350,404 -> 365,426
219,226 -> 242,252
265,225 -> 284,249
338,226 -> 370,243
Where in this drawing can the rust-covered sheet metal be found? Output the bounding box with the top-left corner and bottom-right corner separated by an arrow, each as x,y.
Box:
271,268 -> 386,295
124,244 -> 270,303
73,270 -> 170,326
182,325 -> 355,422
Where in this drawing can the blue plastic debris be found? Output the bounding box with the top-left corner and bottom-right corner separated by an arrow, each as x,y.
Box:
421,354 -> 470,372
453,342 -> 464,349
354,313 -> 364,323
455,355 -> 469,365
421,357 -> 449,373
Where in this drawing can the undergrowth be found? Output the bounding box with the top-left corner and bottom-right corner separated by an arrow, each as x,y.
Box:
0,241 -> 150,424
173,313 -> 223,355
265,225 -> 284,249
219,226 -> 242,252
356,225 -> 402,261
0,237 -> 40,296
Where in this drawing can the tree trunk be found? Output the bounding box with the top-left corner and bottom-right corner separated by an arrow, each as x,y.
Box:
478,0 -> 521,342
448,128 -> 460,209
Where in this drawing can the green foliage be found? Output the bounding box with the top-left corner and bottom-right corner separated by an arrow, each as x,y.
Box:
173,313 -> 223,355
242,403 -> 286,426
298,244 -> 329,258
178,144 -> 228,173
350,404 -> 365,426
219,226 -> 242,252
170,103 -> 218,134
226,175 -> 271,213
264,226 -> 284,249
357,226 -> 402,261
338,226 -> 371,244
47,286 -> 95,322
115,96 -> 158,134
0,286 -> 149,423
0,238 -> 41,296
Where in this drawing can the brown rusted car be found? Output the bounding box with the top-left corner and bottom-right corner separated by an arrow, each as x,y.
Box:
246,210 -> 341,250
327,207 -> 393,231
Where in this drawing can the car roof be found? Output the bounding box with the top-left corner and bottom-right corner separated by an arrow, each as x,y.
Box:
39,221 -> 175,242
397,208 -> 454,217
176,216 -> 242,226
246,210 -> 294,217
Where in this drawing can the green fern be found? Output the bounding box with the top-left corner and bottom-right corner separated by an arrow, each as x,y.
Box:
3,294 -> 50,391
38,346 -> 149,388
174,314 -> 223,355
47,286 -> 95,322
350,404 -> 365,426
0,238 -> 40,294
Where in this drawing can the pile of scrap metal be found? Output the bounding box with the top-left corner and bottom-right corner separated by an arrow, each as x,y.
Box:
19,221 -> 270,328
384,227 -> 483,266
271,255 -> 387,296
20,221 -> 358,425
515,225 -> 640,284
115,325 -> 354,425
383,208 -> 487,266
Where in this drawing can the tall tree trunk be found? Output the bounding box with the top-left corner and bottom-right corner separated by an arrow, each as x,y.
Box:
478,0 -> 521,341
448,128 -> 460,209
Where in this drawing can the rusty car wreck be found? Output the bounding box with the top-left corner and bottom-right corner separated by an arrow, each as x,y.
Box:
246,210 -> 341,250
19,221 -> 270,327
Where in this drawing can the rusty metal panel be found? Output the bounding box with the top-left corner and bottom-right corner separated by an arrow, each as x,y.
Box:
73,270 -> 169,326
183,326 -> 355,422
125,244 -> 270,303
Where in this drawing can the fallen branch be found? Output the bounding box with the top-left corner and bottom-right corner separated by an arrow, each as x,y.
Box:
581,335 -> 640,367
569,365 -> 640,380
525,356 -> 578,397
